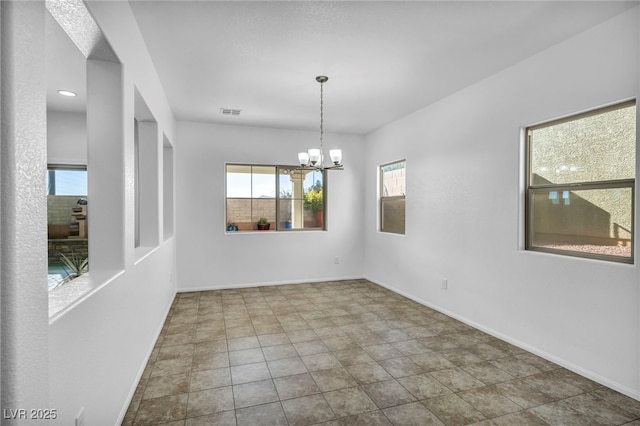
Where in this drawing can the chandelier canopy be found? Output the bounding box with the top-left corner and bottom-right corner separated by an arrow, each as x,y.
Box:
297,76 -> 343,170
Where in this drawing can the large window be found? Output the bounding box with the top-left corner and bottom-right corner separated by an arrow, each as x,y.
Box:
380,160 -> 406,234
226,164 -> 325,231
526,100 -> 636,263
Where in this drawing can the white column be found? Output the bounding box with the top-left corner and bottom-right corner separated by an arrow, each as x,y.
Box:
0,0 -> 49,417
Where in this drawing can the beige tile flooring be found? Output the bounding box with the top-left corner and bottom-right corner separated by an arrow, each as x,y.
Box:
123,279 -> 640,425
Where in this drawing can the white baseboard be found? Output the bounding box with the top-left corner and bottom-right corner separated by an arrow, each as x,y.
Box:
177,275 -> 365,293
364,275 -> 640,402
116,293 -> 176,425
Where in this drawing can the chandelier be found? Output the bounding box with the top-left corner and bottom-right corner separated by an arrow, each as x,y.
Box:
297,76 -> 343,170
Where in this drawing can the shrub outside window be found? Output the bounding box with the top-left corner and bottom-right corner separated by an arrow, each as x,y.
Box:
526,100 -> 636,263
380,160 -> 406,234
226,164 -> 325,231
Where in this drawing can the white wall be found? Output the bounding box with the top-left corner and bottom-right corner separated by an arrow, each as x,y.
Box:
364,7 -> 640,398
176,122 -> 365,290
47,110 -> 87,165
46,2 -> 177,425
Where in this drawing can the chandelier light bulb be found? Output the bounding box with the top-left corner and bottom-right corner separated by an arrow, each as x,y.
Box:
308,149 -> 321,165
329,149 -> 342,165
298,152 -> 310,166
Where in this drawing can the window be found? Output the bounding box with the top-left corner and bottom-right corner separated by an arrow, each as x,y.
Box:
47,165 -> 88,289
226,164 -> 325,231
526,100 -> 636,263
47,165 -> 87,195
380,160 -> 406,234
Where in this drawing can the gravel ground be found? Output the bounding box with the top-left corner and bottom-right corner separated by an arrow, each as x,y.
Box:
536,243 -> 631,258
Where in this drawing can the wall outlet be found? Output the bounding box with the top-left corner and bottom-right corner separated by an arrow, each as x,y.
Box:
334,257 -> 339,264
442,279 -> 448,290
75,407 -> 85,426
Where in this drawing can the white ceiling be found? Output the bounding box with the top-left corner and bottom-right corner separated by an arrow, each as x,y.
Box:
46,11 -> 87,114
48,1 -> 639,135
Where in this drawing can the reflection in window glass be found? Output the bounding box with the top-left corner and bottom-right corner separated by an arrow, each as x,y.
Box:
530,188 -> 632,259
381,198 -> 406,235
47,168 -> 87,195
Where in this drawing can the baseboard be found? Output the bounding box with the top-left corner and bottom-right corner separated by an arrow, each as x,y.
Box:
116,291 -> 176,425
364,275 -> 640,402
177,275 -> 365,293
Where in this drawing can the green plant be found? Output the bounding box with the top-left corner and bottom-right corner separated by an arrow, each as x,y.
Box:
258,217 -> 269,225
304,188 -> 323,212
59,251 -> 88,283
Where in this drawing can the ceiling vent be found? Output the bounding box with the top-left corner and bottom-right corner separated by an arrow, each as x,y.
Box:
220,108 -> 241,117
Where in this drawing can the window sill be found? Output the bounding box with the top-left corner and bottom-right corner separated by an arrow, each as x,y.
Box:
48,273 -> 93,320
135,245 -> 160,264
523,247 -> 634,265
225,229 -> 326,234
49,269 -> 126,322
378,230 -> 406,237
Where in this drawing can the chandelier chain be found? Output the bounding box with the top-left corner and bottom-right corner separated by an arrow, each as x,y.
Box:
319,80 -> 324,155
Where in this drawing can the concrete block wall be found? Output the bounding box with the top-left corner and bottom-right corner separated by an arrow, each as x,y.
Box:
48,239 -> 88,265
48,195 -> 84,225
226,198 -> 275,229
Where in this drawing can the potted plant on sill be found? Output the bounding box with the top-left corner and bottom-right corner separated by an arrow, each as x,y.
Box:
257,217 -> 270,231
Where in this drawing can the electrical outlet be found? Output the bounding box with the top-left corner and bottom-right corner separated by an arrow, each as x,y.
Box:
334,257 -> 339,264
75,407 -> 85,426
442,279 -> 448,290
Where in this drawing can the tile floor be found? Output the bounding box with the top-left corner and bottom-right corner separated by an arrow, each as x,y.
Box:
123,279 -> 640,425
